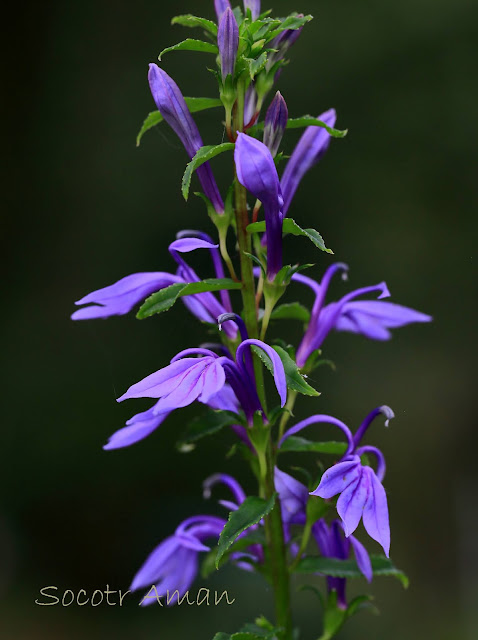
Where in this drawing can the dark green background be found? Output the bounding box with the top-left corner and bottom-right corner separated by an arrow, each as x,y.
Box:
3,0 -> 477,638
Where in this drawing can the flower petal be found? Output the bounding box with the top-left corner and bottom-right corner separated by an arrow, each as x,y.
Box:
349,533 -> 373,582
117,358 -> 205,401
362,468 -> 390,557
72,272 -> 182,319
310,457 -> 361,499
197,359 -> 226,404
336,469 -> 369,537
103,406 -> 170,450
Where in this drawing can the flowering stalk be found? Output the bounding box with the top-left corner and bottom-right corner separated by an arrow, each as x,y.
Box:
72,3 -> 431,639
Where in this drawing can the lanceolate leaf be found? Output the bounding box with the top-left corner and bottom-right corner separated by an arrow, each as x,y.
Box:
216,494 -> 277,568
136,98 -> 222,146
248,117 -> 347,139
244,52 -> 268,79
282,218 -> 332,253
247,218 -> 331,254
251,345 -> 320,397
286,116 -> 348,138
171,14 -> 218,37
266,14 -> 313,40
182,143 -> 235,200
270,302 -> 311,323
293,555 -> 409,588
159,39 -> 218,60
136,278 -> 242,319
279,436 -> 347,455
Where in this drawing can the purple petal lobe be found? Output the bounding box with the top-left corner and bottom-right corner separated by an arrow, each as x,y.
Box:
310,457 -> 361,499
117,358 -> 206,401
275,467 -> 308,524
349,533 -> 373,583
103,406 -> 170,450
237,339 -> 287,406
336,470 -> 368,537
72,272 -> 182,320
362,468 -> 390,557
281,108 -> 336,215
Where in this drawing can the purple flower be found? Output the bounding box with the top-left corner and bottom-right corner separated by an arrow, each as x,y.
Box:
274,467 -> 308,526
244,0 -> 260,20
71,272 -> 183,320
168,233 -> 236,338
263,91 -> 288,157
117,336 -> 286,424
131,514 -> 226,605
214,0 -> 231,21
235,133 -> 284,279
148,64 -> 224,213
313,519 -> 372,609
218,8 -> 239,80
293,263 -> 432,367
281,406 -> 394,556
72,231 -> 235,335
280,108 -> 336,215
203,472 -> 247,512
103,383 -> 243,450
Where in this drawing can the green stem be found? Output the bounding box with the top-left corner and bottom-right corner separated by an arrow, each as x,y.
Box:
289,520 -> 313,573
260,294 -> 275,340
264,440 -> 293,640
278,390 -> 298,443
218,228 -> 238,281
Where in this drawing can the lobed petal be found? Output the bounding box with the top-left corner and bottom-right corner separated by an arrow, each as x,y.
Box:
362,468 -> 391,557
336,470 -> 369,537
310,457 -> 361,499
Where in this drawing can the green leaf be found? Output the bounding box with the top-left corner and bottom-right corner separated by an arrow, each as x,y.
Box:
244,52 -> 268,79
270,303 -> 311,323
298,584 -> 324,608
177,410 -> 242,448
136,278 -> 242,319
247,218 -> 331,253
279,436 -> 347,455
282,218 -> 332,254
346,594 -> 378,618
182,143 -> 235,200
136,111 -> 163,147
212,634 -> 232,640
251,345 -> 320,397
171,14 -> 218,36
293,555 -> 409,588
286,116 -> 348,139
246,221 -> 266,234
159,39 -> 218,60
216,494 -> 276,568
267,14 -> 313,40
136,98 -> 222,146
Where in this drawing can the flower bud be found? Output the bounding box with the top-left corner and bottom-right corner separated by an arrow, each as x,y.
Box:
263,91 -> 288,157
218,7 -> 239,80
214,0 -> 231,21
243,0 -> 260,20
